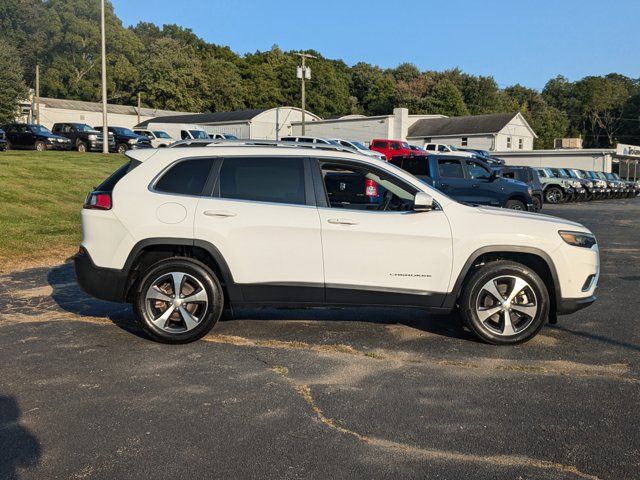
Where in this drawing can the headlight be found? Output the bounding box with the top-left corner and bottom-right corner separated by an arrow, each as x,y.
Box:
559,230 -> 597,248
128,138 -> 137,144
88,134 -> 97,141
586,181 -> 593,188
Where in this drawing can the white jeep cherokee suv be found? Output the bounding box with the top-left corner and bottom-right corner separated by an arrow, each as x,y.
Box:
75,141 -> 599,345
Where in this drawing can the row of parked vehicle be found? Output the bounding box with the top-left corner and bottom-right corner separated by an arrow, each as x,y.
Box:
535,167 -> 638,202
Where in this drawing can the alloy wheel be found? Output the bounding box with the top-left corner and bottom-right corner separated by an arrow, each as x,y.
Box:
144,272 -> 209,333
475,275 -> 538,337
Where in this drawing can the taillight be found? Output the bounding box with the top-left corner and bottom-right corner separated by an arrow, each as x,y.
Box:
365,179 -> 378,197
84,191 -> 112,210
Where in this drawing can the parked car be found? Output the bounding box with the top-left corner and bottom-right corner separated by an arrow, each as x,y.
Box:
457,148 -> 506,165
1,123 -> 73,151
548,168 -> 587,201
96,126 -> 152,154
608,172 -> 639,197
331,139 -> 386,160
535,168 -> 576,203
497,166 -> 544,211
133,129 -> 176,148
0,128 -> 7,151
584,171 -> 611,199
52,123 -> 115,152
389,154 -> 534,210
208,133 -> 238,140
597,172 -> 626,198
369,139 -> 419,160
75,142 -> 599,346
281,136 -> 339,145
140,122 -> 209,141
423,143 -> 474,157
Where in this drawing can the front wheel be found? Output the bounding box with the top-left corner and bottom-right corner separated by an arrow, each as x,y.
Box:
35,140 -> 46,152
133,257 -> 224,344
545,187 -> 563,204
77,142 -> 87,153
117,143 -> 128,155
505,199 -> 526,211
460,260 -> 549,345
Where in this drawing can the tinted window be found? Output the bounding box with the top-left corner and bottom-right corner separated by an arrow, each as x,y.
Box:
437,145 -> 448,152
400,157 -> 430,176
97,161 -> 141,192
425,144 -> 436,151
438,159 -> 464,178
390,142 -> 401,150
372,141 -> 386,148
219,157 -> 305,205
155,158 -> 213,196
466,161 -> 491,180
298,137 -> 313,143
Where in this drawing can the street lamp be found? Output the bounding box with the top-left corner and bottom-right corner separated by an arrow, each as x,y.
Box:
100,0 -> 108,154
295,53 -> 316,136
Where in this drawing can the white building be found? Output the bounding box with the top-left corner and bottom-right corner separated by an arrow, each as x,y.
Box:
407,112 -> 537,151
134,107 -> 320,140
291,108 -> 445,144
27,97 -> 192,130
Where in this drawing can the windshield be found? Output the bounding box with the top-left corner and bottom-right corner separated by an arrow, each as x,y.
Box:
73,124 -> 96,132
401,142 -> 410,149
571,169 -> 587,179
542,168 -> 555,177
112,127 -> 134,136
612,173 -> 621,180
596,172 -> 607,180
605,173 -> 615,180
351,141 -> 368,150
190,130 -> 209,139
554,168 -> 570,178
153,131 -> 171,139
30,124 -> 52,135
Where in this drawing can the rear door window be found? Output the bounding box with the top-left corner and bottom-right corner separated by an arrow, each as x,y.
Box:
401,157 -> 430,176
218,157 -> 306,205
154,158 -> 214,196
438,159 -> 464,178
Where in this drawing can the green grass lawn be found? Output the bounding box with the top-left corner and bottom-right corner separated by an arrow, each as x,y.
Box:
0,150 -> 126,272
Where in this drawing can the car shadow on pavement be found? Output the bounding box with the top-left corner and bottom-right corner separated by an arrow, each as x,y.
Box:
46,263 -> 151,341
548,324 -> 640,352
0,396 -> 41,480
47,262 -> 477,343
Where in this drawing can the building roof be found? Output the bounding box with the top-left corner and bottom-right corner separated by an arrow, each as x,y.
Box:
136,109 -> 269,127
39,97 -> 192,118
408,112 -> 522,138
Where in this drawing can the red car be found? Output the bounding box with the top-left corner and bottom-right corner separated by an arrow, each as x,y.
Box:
370,139 -> 416,160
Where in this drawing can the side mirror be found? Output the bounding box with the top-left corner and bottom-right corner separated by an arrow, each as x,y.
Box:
414,192 -> 434,212
490,170 -> 500,181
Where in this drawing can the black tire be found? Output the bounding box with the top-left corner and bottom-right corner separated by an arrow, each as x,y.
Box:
133,257 -> 224,344
544,186 -> 563,204
34,140 -> 46,152
459,260 -> 549,345
77,141 -> 87,153
5,141 -> 12,150
505,199 -> 526,210
117,143 -> 128,155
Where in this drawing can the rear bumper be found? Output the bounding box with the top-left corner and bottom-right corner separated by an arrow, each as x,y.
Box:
556,295 -> 597,315
74,247 -> 128,303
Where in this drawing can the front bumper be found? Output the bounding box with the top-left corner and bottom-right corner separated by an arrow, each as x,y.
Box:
557,295 -> 597,315
74,247 -> 128,303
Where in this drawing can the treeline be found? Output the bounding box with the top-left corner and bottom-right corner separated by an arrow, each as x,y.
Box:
1,0 -> 639,148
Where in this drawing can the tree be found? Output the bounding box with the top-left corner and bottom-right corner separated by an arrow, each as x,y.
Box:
0,40 -> 28,124
424,79 -> 469,117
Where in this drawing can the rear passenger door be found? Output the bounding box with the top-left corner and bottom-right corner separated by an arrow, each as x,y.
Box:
194,156 -> 324,303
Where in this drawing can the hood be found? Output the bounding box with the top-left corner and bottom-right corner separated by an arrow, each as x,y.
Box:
473,204 -> 588,230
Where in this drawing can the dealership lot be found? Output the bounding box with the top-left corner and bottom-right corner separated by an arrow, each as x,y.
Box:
1,200 -> 638,479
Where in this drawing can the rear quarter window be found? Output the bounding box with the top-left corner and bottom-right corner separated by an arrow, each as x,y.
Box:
154,158 -> 214,196
97,161 -> 141,192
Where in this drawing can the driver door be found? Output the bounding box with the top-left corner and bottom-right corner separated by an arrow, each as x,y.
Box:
314,158 -> 453,307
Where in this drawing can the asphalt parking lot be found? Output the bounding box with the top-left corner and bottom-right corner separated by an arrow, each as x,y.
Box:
1,199 -> 639,480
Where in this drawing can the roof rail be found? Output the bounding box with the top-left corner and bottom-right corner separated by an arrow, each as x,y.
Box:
168,138 -> 359,154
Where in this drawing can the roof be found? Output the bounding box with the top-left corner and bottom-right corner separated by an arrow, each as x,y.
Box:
39,97 -> 192,118
135,109 -> 269,127
408,113 -> 524,138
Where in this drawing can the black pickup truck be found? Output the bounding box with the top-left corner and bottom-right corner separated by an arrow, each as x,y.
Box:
52,123 -> 116,153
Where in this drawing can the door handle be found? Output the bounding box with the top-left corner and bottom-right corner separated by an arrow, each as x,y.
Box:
327,218 -> 359,225
203,210 -> 237,218
472,183 -> 480,188
440,183 -> 449,189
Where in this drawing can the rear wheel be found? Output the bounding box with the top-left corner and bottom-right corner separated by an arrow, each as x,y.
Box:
460,260 -> 549,345
133,258 -> 223,343
505,199 -> 526,211
545,187 -> 563,204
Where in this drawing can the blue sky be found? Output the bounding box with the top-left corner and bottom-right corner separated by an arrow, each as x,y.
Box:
112,0 -> 640,90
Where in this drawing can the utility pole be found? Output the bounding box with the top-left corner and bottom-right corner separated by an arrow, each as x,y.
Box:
35,65 -> 40,125
295,53 -> 316,136
137,92 -> 141,125
100,0 -> 108,154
